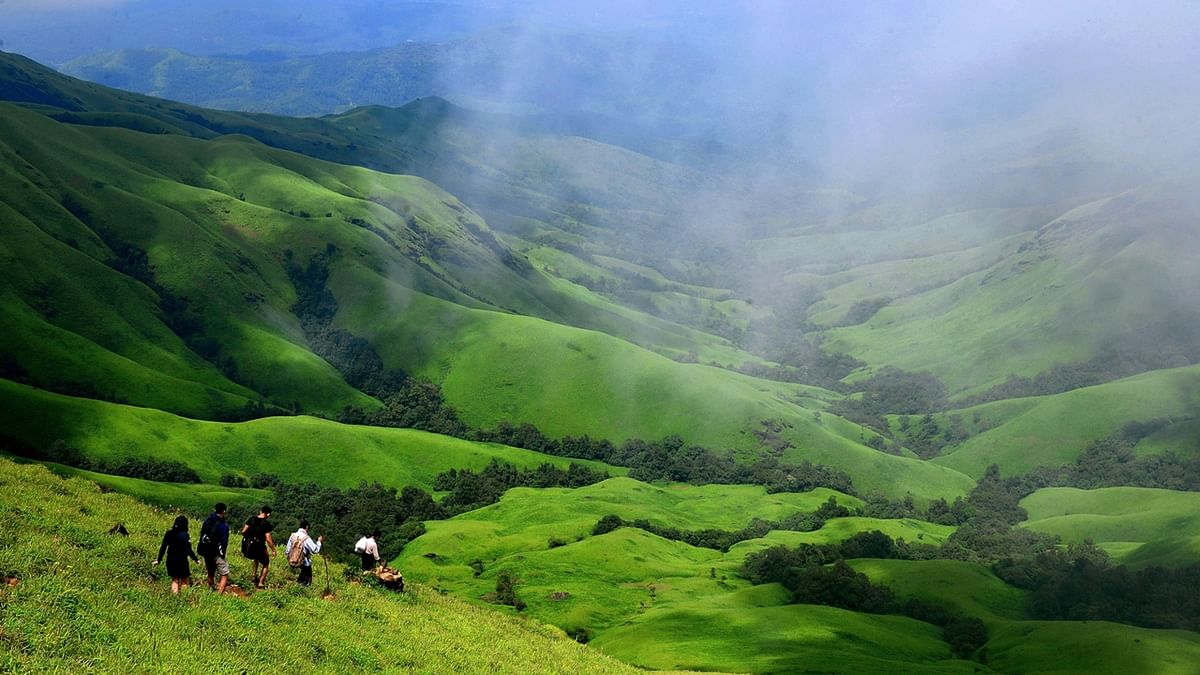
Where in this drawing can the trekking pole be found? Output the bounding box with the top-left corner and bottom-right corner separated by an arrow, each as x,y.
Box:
322,554 -> 331,596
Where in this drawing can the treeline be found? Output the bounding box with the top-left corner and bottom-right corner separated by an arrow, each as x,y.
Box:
468,427 -> 857,494
831,367 -> 949,430
33,439 -> 201,483
1013,429 -> 1200,493
742,540 -> 986,661
350,404 -> 857,495
434,459 -> 609,513
591,496 -> 853,552
237,459 -> 608,565
726,462 -> 1144,657
285,245 -> 408,400
996,544 -> 1200,632
937,457 -> 1200,634
267,479 -> 441,566
962,333 -> 1200,406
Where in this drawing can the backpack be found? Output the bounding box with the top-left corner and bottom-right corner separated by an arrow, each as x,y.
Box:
197,514 -> 219,556
353,536 -> 369,555
241,517 -> 264,559
287,533 -> 308,567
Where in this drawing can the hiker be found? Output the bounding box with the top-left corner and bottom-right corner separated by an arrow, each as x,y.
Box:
240,505 -> 276,589
285,519 -> 324,586
197,502 -> 231,594
354,529 -> 382,571
155,515 -> 200,594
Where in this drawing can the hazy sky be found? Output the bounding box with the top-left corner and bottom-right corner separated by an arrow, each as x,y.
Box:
8,1 -> 1197,187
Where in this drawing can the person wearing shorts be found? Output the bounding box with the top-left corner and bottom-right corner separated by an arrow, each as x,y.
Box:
200,502 -> 231,594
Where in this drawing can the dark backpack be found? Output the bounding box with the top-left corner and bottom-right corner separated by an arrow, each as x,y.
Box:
241,517 -> 264,559
198,514 -> 219,556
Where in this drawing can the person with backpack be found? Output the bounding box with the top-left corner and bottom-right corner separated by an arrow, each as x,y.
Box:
284,519 -> 324,586
353,529 -> 383,572
240,505 -> 276,589
197,502 -> 230,594
155,515 -> 200,594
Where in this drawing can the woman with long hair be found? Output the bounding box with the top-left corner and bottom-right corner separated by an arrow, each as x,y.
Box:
155,515 -> 200,593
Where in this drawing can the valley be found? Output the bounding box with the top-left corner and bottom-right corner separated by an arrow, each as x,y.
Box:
2,5 -> 1199,670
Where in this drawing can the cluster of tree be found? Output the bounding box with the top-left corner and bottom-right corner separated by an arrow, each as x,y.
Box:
267,479 -> 443,566
492,569 -> 526,611
995,543 -> 1200,632
339,378 -> 470,437
592,515 -> 772,552
284,246 -> 408,400
34,440 -> 202,483
433,459 -> 609,514
894,413 -> 972,459
591,496 -> 853,552
1012,432 -> 1200,493
737,332 -> 863,390
742,548 -> 986,660
835,297 -> 892,327
850,491 -> 977,528
962,337 -> 1200,406
443,422 -> 858,495
831,367 -> 949,431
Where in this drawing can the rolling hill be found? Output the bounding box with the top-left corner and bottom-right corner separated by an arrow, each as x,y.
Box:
0,52 -> 976,500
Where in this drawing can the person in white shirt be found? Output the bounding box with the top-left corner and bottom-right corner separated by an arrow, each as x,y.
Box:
355,529 -> 382,571
285,520 -> 324,586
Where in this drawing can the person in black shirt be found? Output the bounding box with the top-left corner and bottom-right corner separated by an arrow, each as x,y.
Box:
155,515 -> 200,594
240,504 -> 276,589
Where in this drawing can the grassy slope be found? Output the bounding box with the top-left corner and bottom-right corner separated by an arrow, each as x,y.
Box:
591,592 -> 980,674
1021,487 -> 1200,568
930,364 -> 1200,477
332,268 -> 974,501
848,556 -> 1200,674
0,379 -> 620,491
724,517 -> 957,559
822,188 -> 1200,393
985,621 -> 1200,675
0,459 -> 642,674
850,558 -> 1029,622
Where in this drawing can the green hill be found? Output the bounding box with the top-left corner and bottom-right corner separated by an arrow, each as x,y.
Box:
0,94 -> 975,498
591,593 -> 981,674
1021,486 -> 1200,568
849,559 -> 1029,622
928,364 -> 1200,477
985,621 -> 1200,675
0,459 -> 641,674
821,184 -> 1200,394
0,379 -> 619,492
